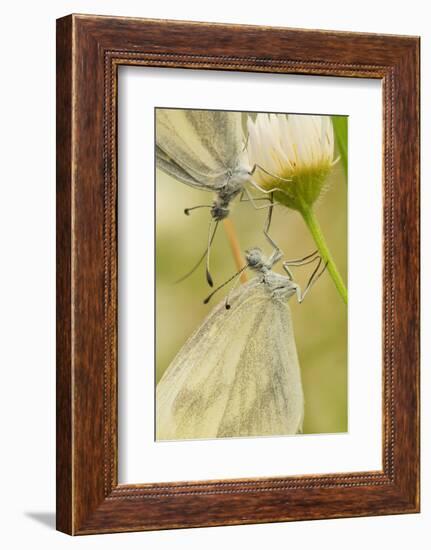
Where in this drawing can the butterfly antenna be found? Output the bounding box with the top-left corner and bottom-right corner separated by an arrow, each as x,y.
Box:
184,204 -> 212,216
174,249 -> 208,284
224,271 -> 244,310
206,221 -> 219,287
174,222 -> 218,285
203,265 -> 247,305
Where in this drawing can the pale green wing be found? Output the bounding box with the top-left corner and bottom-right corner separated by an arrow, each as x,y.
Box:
156,109 -> 244,190
156,145 -> 204,188
156,280 -> 303,440
184,109 -> 245,169
216,297 -> 304,437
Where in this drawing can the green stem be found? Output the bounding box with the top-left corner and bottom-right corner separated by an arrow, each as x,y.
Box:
301,207 -> 347,304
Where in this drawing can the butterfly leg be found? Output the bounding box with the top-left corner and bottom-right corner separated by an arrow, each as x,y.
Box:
239,189 -> 277,210
282,251 -> 320,276
281,251 -> 321,281
295,257 -> 328,303
283,265 -> 294,281
241,187 -> 283,258
266,233 -> 284,269
247,176 -> 295,202
248,164 -> 296,200
249,163 -> 292,184
263,192 -> 277,248
283,250 -> 320,265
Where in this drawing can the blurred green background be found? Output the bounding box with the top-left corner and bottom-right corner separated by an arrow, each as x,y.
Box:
155,113 -> 348,435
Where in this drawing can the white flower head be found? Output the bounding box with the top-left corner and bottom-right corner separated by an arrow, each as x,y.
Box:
247,113 -> 338,212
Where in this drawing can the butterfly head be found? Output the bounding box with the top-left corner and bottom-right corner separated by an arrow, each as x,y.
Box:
245,248 -> 266,271
211,203 -> 230,221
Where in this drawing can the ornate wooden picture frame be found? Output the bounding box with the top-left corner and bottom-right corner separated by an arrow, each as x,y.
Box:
56,14 -> 420,535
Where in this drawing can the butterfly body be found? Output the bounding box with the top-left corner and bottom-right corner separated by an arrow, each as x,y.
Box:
156,109 -> 288,285
245,247 -> 298,300
156,109 -> 251,220
209,166 -> 251,220
156,248 -> 306,441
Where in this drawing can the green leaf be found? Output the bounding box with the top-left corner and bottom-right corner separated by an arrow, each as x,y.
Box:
332,116 -> 348,182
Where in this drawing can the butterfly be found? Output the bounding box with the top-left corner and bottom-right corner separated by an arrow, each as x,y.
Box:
156,108 -> 287,286
156,245 -> 326,441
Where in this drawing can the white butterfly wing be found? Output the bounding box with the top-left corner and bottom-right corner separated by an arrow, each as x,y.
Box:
156,280 -> 304,440
156,145 -> 203,188
156,109 -> 245,191
184,109 -> 245,169
216,294 -> 304,437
